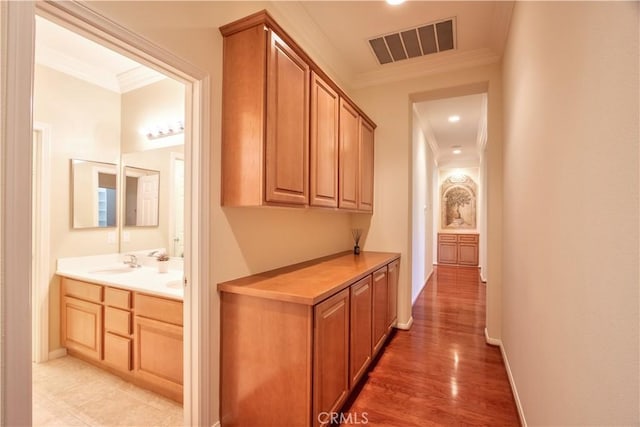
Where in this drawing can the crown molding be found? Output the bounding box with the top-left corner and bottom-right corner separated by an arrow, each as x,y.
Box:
352,48 -> 501,89
117,66 -> 165,93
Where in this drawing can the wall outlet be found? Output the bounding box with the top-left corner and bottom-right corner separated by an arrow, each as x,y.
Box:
123,231 -> 131,242
107,231 -> 116,244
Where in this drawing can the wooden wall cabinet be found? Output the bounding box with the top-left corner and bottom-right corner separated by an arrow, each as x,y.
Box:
221,21 -> 309,206
221,10 -> 375,212
339,100 -> 375,212
437,233 -> 479,266
310,72 -> 339,208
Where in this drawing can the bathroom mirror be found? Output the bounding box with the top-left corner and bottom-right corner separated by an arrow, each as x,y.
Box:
124,166 -> 160,227
71,159 -> 118,229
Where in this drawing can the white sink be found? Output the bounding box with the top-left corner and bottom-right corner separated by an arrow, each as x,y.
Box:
166,280 -> 182,289
89,266 -> 137,275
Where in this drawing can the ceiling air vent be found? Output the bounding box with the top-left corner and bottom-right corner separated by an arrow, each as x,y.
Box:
368,17 -> 456,65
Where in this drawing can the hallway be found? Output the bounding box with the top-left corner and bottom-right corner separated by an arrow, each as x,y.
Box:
342,266 -> 520,426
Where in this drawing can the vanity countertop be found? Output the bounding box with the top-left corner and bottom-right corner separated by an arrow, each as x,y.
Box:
57,253 -> 183,300
218,251 -> 400,305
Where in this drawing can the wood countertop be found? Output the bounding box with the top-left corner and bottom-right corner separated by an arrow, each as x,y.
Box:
217,251 -> 400,305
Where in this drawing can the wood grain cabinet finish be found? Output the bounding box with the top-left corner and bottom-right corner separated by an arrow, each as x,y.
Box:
219,252 -> 400,427
220,10 -> 376,212
349,276 -> 372,388
220,15 -> 308,206
310,72 -> 339,208
387,259 -> 399,330
61,295 -> 103,361
437,233 -> 479,266
60,277 -> 183,402
314,289 -> 350,426
371,266 -> 389,357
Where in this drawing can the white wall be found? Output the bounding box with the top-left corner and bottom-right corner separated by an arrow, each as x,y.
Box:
502,2 -> 639,424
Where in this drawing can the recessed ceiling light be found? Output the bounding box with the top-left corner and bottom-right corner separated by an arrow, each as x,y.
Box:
448,115 -> 460,123
386,0 -> 405,5
453,149 -> 462,155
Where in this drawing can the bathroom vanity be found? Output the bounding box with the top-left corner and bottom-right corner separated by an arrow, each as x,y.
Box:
57,255 -> 184,402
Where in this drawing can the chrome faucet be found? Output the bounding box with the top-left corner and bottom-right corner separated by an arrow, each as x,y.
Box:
123,254 -> 140,268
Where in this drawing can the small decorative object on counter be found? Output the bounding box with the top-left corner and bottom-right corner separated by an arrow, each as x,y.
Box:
157,252 -> 170,273
352,228 -> 362,255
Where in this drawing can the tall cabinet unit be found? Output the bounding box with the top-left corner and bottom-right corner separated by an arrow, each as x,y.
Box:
220,10 -> 376,212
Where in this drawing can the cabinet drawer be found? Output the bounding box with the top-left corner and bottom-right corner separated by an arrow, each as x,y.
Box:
105,306 -> 131,336
438,234 -> 457,243
62,278 -> 102,303
458,234 -> 478,243
105,287 -> 131,309
104,332 -> 132,372
136,294 -> 183,326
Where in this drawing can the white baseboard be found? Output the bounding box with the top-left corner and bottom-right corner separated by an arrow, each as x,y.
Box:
484,328 -> 527,426
480,271 -> 487,283
212,421 -> 221,427
395,316 -> 413,330
48,348 -> 67,360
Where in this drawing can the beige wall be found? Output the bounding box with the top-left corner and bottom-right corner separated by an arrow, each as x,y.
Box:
502,2 -> 639,424
351,63 -> 503,336
88,2 -> 355,422
34,64 -> 121,350
121,78 -> 186,254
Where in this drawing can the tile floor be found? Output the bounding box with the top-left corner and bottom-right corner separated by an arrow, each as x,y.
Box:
33,356 -> 183,426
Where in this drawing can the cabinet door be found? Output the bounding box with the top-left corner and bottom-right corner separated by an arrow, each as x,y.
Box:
387,260 -> 399,330
371,267 -> 389,357
265,30 -> 309,205
350,276 -> 372,388
438,242 -> 458,264
358,119 -> 374,212
458,242 -> 479,266
104,332 -> 132,372
314,288 -> 350,426
310,72 -> 339,208
61,296 -> 103,361
134,316 -> 183,402
339,99 -> 359,210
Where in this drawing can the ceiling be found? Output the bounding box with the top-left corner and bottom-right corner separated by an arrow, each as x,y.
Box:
34,1 -> 511,169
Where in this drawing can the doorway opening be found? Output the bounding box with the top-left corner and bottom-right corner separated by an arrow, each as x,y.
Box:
410,86 -> 489,302
19,1 -> 212,425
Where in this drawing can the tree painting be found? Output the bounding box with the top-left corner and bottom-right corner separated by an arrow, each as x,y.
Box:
446,187 -> 472,226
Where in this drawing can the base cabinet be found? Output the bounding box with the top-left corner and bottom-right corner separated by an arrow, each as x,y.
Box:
219,253 -> 401,427
60,277 -> 183,402
61,296 -> 103,361
437,233 -> 479,266
372,267 -> 389,357
314,289 -> 350,426
349,276 -> 372,387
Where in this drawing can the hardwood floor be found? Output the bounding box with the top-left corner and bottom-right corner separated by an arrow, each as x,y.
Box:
340,266 -> 520,426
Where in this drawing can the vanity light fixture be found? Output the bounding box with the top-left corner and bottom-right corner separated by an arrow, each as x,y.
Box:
145,121 -> 185,140
386,0 -> 405,5
448,115 -> 460,123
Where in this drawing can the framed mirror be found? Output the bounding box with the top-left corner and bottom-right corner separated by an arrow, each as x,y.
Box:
124,166 -> 160,227
71,159 -> 118,229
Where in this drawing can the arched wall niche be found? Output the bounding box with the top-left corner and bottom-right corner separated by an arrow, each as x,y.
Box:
440,174 -> 477,229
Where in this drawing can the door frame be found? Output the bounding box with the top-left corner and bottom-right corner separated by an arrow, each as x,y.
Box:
32,122 -> 52,364
2,1 -> 212,425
